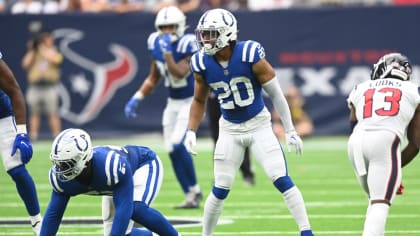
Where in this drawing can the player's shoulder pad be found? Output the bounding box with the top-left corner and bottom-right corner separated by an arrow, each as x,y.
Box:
176,33 -> 198,54
49,168 -> 65,193
147,32 -> 160,50
239,40 -> 266,63
190,50 -> 207,73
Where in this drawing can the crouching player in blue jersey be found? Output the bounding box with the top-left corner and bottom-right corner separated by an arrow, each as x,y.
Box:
124,6 -> 202,209
184,9 -> 314,236
0,52 -> 42,235
40,128 -> 179,236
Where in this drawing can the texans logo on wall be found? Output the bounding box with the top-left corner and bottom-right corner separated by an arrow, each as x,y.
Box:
53,28 -> 138,125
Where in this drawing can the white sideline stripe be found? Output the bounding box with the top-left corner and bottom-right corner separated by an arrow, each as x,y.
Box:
0,201 -> 420,207
180,231 -> 420,235
2,213 -> 420,222
221,214 -> 420,219
2,230 -> 420,235
3,200 -> 420,208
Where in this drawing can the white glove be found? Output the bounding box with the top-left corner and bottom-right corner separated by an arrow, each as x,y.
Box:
184,130 -> 197,156
285,130 -> 303,155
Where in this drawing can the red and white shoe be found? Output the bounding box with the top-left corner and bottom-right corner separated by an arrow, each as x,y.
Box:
396,183 -> 405,195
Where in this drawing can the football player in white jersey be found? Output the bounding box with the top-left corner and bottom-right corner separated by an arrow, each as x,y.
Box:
184,9 -> 313,236
347,52 -> 420,236
0,51 -> 42,235
124,6 -> 202,208
41,128 -> 179,236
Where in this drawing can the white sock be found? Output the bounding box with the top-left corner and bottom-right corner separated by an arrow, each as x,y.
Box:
202,193 -> 224,236
30,214 -> 42,226
283,186 -> 311,231
190,184 -> 201,194
30,214 -> 42,236
362,203 -> 389,236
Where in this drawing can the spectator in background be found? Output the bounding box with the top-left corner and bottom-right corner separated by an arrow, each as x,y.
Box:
0,0 -> 5,12
108,0 -> 144,13
10,0 -> 43,14
0,51 -> 42,236
393,0 -> 420,4
42,0 -> 61,13
11,0 -> 62,14
247,0 -> 293,10
59,0 -> 83,12
206,93 -> 256,186
79,0 -> 109,12
176,0 -> 200,12
201,0 -> 247,11
151,0 -> 200,13
22,31 -> 63,140
272,86 -> 314,140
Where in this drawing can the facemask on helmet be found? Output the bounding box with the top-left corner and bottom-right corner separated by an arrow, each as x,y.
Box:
195,8 -> 238,55
371,52 -> 412,81
50,128 -> 93,182
155,6 -> 187,42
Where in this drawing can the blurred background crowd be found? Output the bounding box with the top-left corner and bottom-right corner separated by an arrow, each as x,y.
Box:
1,0 -> 420,15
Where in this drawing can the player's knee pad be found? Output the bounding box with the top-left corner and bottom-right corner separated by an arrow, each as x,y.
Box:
7,165 -> 27,181
212,186 -> 230,200
273,176 -> 295,193
214,172 -> 235,189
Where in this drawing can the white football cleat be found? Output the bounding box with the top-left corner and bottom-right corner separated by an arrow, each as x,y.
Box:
32,219 -> 41,236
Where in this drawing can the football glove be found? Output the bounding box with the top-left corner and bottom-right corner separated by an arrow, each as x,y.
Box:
285,130 -> 303,155
11,133 -> 33,164
124,98 -> 140,118
159,34 -> 173,54
184,130 -> 197,156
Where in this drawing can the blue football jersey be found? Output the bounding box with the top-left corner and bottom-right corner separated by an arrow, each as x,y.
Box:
147,32 -> 197,99
0,51 -> 14,119
42,145 -> 158,236
190,40 -> 267,123
48,145 -> 157,195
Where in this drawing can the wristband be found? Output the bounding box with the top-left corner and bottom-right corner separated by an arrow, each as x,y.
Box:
133,91 -> 144,100
16,124 -> 27,134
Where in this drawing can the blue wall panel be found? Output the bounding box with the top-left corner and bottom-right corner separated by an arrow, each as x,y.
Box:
1,6 -> 419,137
